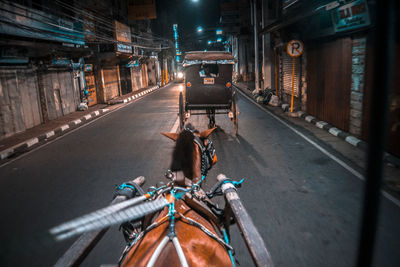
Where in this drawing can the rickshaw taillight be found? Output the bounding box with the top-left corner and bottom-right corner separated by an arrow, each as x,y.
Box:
187,82 -> 192,87
226,82 -> 232,88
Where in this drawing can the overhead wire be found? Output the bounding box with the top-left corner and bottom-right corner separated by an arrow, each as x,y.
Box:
0,0 -> 171,50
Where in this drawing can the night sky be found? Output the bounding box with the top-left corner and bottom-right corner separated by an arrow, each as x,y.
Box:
154,0 -> 223,52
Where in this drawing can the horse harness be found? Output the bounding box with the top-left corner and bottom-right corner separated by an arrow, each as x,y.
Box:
186,127 -> 217,177
118,129 -> 233,266
118,178 -> 235,267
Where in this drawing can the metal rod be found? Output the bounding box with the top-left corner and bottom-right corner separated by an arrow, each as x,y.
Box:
356,1 -> 396,266
189,111 -> 229,115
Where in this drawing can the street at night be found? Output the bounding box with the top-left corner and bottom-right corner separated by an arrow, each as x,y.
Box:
0,0 -> 399,267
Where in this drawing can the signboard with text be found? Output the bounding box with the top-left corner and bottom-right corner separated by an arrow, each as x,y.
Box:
114,21 -> 132,53
332,0 -> 370,33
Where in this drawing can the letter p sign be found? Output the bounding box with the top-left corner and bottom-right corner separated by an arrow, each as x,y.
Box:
287,40 -> 304,58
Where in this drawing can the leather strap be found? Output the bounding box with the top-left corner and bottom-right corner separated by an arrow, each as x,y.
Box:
173,171 -> 186,186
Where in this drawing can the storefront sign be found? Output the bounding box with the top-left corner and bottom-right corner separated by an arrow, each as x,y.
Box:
126,60 -> 139,68
332,0 -> 370,33
0,2 -> 84,45
114,21 -> 132,53
117,43 -> 132,54
84,64 -> 93,72
82,17 -> 96,42
52,59 -> 71,66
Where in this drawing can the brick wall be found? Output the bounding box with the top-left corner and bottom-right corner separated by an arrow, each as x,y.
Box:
349,37 -> 366,136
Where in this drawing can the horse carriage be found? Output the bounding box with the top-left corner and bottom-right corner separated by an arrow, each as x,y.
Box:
51,125 -> 273,267
179,51 -> 239,135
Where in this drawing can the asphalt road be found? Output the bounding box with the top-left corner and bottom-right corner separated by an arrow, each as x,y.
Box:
0,83 -> 399,267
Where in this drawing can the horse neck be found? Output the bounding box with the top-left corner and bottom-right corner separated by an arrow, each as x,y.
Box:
184,145 -> 202,180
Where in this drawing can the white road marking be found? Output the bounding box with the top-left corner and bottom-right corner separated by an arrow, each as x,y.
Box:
170,117 -> 180,133
0,83 -> 169,167
236,88 -> 400,208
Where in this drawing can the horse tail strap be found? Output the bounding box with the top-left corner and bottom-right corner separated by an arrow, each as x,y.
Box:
51,198 -> 169,241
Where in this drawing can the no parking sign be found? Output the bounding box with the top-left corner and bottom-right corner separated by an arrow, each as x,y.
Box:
286,40 -> 304,58
286,40 -> 304,113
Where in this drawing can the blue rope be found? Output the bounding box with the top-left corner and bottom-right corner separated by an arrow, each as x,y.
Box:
116,183 -> 135,191
222,178 -> 244,188
222,229 -> 236,267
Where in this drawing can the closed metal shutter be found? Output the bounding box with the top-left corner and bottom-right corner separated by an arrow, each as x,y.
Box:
101,67 -> 119,101
279,49 -> 301,97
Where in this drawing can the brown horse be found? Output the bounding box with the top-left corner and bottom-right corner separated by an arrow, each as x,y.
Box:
120,124 -> 233,267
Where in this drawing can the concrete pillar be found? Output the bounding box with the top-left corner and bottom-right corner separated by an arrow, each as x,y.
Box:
253,0 -> 260,92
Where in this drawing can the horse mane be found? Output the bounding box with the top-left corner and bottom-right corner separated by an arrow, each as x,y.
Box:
170,124 -> 198,178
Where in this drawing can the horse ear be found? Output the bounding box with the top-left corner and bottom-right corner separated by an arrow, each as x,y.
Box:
199,127 -> 217,139
161,132 -> 179,141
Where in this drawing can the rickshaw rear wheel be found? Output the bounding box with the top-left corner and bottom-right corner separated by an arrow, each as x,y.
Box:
179,92 -> 185,130
232,91 -> 239,136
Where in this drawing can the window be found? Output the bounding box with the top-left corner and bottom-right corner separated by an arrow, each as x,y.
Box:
199,64 -> 219,78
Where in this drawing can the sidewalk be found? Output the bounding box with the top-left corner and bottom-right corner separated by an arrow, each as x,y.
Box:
0,85 -> 160,163
234,82 -> 400,197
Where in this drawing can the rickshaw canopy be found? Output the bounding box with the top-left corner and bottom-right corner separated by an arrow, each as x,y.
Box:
183,51 -> 235,66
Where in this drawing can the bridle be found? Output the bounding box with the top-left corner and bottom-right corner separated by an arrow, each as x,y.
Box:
184,127 -> 217,177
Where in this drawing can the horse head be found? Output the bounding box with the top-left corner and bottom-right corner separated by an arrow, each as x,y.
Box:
161,123 -> 217,183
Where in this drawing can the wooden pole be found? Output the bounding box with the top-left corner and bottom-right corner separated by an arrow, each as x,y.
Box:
217,174 -> 274,267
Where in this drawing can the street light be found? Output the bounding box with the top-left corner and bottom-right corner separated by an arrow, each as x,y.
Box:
197,26 -> 203,32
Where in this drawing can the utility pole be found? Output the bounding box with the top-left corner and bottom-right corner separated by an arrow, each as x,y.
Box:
253,0 -> 260,93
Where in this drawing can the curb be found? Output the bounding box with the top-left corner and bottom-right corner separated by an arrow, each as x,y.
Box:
0,108 -> 109,161
0,85 -> 162,162
234,83 -> 400,168
107,85 -> 159,105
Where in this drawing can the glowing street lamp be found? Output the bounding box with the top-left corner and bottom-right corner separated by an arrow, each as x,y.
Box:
197,26 -> 203,32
